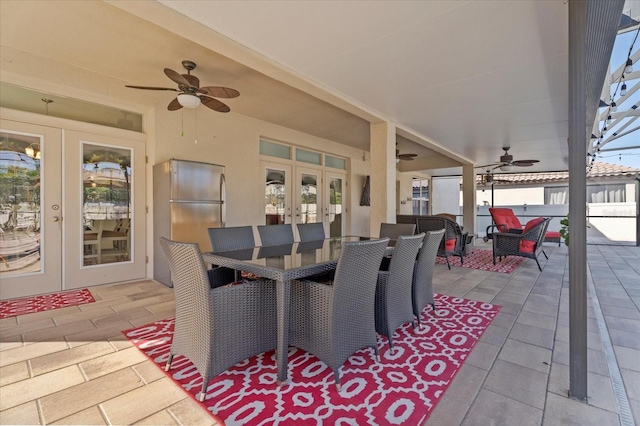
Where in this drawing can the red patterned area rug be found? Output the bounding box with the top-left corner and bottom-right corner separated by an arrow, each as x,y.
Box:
0,289 -> 95,319
123,294 -> 500,425
436,248 -> 523,273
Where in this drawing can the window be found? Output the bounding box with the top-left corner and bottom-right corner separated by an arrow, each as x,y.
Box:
412,178 -> 429,215
545,184 -> 626,204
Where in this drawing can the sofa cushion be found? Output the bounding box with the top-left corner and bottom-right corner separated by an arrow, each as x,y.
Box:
519,217 -> 545,252
489,208 -> 523,232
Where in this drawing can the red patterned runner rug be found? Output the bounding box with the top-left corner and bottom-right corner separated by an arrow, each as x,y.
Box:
123,294 -> 500,425
0,288 -> 95,319
436,248 -> 523,273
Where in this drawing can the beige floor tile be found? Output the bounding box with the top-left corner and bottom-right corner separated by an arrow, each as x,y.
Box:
100,377 -> 186,425
490,311 -> 517,329
22,319 -> 97,342
479,324 -> 509,347
77,296 -> 132,312
80,346 -> 148,380
465,341 -> 500,371
542,392 -> 619,426
109,297 -> 164,313
144,300 -> 176,314
0,317 -> 56,339
0,361 -> 29,386
483,359 -> 548,409
497,339 -> 551,374
133,409 -> 179,425
462,389 -> 542,426
0,400 -> 41,425
0,340 -> 24,351
442,363 -> 487,403
516,310 -> 556,331
425,392 -> 470,426
0,340 -> 69,368
168,398 -> 218,426
40,367 -> 144,423
621,368 -> 640,401
463,291 -> 495,303
66,320 -> 135,346
51,406 -> 107,425
509,323 -> 555,349
15,306 -> 82,324
91,307 -> 155,328
30,341 -> 115,376
133,360 -> 168,384
0,365 -> 84,411
53,306 -> 115,326
613,345 -> 640,372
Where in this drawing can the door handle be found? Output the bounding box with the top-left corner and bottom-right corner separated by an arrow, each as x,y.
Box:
52,216 -> 60,222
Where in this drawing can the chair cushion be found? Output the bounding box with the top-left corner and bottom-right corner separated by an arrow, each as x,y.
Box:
490,208 -> 523,232
445,238 -> 457,251
545,231 -> 561,239
519,217 -> 545,252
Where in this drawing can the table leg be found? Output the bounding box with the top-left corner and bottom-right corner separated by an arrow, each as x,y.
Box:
276,278 -> 290,384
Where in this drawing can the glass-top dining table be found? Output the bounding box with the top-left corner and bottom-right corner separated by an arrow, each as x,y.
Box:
202,236 -> 382,383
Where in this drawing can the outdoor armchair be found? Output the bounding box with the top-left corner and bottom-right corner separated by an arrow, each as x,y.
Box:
416,216 -> 468,269
289,237 -> 390,391
492,217 -> 551,271
375,233 -> 424,353
412,229 -> 445,328
488,207 -> 561,246
159,237 -> 277,402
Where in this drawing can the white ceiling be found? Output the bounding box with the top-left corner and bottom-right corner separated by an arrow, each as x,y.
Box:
0,0 -> 601,175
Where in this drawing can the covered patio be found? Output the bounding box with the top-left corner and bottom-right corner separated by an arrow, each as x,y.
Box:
1,240 -> 638,425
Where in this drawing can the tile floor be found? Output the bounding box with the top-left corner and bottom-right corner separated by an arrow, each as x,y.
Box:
0,241 -> 638,425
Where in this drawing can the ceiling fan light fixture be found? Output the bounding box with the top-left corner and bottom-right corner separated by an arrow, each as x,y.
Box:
177,93 -> 201,109
499,164 -> 514,172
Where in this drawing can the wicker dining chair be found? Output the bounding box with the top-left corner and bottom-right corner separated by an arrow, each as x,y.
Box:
379,223 -> 416,239
289,237 -> 390,391
375,233 -> 425,353
159,237 -> 277,402
208,226 -> 256,281
412,229 -> 445,328
257,224 -> 295,246
297,222 -> 326,242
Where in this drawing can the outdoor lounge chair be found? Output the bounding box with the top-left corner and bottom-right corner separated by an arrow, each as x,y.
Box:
289,238 -> 389,391
412,229 -> 445,327
416,216 -> 468,270
375,233 -> 425,353
488,207 -> 561,246
492,217 -> 551,271
159,237 -> 277,401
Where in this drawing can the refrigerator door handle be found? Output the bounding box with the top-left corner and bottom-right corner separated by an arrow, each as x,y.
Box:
220,173 -> 226,228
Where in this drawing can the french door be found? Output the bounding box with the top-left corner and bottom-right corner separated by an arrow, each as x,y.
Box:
262,161 -> 345,239
0,119 -> 146,299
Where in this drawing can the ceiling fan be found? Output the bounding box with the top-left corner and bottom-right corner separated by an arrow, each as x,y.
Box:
476,147 -> 539,172
396,145 -> 417,162
125,60 -> 239,112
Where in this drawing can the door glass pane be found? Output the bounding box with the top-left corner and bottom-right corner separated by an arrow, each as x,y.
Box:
329,177 -> 343,237
265,168 -> 286,225
82,143 -> 132,265
0,131 -> 42,276
300,173 -> 318,224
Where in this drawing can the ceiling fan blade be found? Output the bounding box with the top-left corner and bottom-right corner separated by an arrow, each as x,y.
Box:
164,68 -> 190,87
512,159 -> 540,166
167,98 -> 182,111
475,163 -> 500,169
182,74 -> 200,88
399,156 -> 414,161
199,86 -> 240,98
125,85 -> 178,91
200,96 -> 230,113
398,153 -> 417,158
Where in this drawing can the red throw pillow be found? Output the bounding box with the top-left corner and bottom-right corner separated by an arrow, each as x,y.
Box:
445,238 -> 456,251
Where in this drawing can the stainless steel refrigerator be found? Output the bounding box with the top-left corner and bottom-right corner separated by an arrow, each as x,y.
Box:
153,159 -> 225,286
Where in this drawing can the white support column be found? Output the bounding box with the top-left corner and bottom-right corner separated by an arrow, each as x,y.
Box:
462,164 -> 477,247
370,122 -> 396,236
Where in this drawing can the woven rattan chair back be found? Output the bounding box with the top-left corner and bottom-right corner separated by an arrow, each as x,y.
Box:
289,237 -> 390,391
416,215 -> 467,269
379,223 -> 416,239
492,217 -> 551,271
207,226 -> 255,252
159,237 -> 277,402
258,224 -> 295,246
297,222 -> 326,242
375,233 -> 424,352
412,229 -> 445,327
